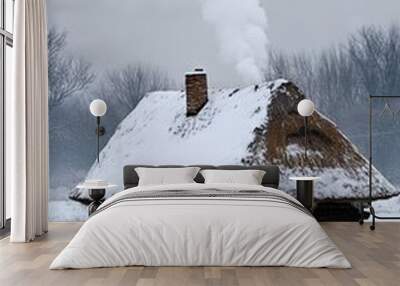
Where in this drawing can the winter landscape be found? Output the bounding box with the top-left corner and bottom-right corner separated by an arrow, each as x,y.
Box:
47,0 -> 400,221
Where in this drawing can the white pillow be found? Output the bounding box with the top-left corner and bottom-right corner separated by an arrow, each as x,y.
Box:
200,169 -> 266,185
135,167 -> 200,186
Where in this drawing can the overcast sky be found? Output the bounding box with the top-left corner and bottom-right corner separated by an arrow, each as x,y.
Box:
47,0 -> 400,88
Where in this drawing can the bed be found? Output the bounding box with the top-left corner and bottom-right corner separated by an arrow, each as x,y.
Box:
50,165 -> 350,269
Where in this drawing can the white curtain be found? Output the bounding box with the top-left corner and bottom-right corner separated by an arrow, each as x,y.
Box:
8,0 -> 49,242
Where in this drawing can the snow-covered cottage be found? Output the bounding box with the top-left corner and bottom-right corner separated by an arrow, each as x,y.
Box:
73,69 -> 398,204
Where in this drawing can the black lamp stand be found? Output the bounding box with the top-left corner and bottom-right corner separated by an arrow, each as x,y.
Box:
95,116 -> 106,163
304,116 -> 309,161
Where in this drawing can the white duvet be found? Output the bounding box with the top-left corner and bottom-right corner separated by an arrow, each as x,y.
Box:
50,183 -> 351,269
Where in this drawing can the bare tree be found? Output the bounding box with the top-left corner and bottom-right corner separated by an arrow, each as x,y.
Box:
348,24 -> 400,97
264,50 -> 291,80
48,28 -> 95,109
265,50 -> 317,103
265,24 -> 400,118
48,28 -> 96,177
313,47 -> 360,114
99,64 -> 174,116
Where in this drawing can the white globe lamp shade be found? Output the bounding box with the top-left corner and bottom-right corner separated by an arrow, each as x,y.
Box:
297,99 -> 315,117
90,99 -> 107,117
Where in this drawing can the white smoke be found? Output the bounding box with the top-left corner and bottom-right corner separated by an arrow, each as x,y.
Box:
201,0 -> 268,84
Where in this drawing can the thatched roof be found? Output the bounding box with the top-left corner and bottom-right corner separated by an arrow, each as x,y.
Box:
72,80 -> 398,203
243,81 -> 398,200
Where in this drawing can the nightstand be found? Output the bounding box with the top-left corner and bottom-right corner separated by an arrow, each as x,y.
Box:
289,177 -> 320,212
77,181 -> 117,215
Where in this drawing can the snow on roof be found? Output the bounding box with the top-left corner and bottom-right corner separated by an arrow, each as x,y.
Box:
87,80 -> 282,180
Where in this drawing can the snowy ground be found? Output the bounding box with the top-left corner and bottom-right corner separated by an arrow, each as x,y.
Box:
49,186 -> 87,221
49,200 -> 87,221
372,195 -> 400,217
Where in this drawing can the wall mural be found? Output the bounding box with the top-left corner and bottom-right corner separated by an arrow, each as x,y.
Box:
47,0 -> 400,221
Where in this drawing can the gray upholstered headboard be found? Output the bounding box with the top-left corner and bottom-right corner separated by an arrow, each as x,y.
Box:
123,165 -> 280,189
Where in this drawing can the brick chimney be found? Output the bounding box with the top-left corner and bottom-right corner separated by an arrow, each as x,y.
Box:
185,68 -> 208,116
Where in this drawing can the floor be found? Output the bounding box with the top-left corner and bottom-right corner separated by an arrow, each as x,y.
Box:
0,219 -> 11,239
0,222 -> 399,286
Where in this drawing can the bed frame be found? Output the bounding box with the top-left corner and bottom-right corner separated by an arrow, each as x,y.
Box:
123,165 -> 280,189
